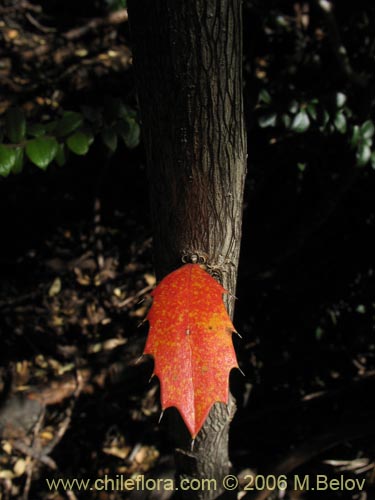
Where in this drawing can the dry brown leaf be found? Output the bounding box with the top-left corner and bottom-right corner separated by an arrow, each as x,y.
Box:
2,442 -> 12,454
49,277 -> 62,297
103,446 -> 130,460
74,267 -> 91,286
13,458 -> 27,477
6,29 -> 19,40
144,273 -> 156,286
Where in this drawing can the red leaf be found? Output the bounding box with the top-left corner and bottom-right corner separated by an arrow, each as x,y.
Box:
146,263 -> 238,437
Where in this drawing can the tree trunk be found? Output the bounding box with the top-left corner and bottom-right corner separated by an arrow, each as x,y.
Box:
128,1 -> 247,498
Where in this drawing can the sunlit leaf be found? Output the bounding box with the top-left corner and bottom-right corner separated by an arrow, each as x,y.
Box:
334,113 -> 347,134
288,100 -> 299,114
0,146 -> 17,177
258,112 -> 277,128
350,125 -> 360,147
101,127 -> 118,152
306,103 -> 317,120
66,131 -> 92,155
361,120 -> 375,140
356,144 -> 371,167
336,92 -> 347,108
12,147 -> 24,174
146,264 -> 238,437
281,114 -> 291,128
26,137 -> 58,169
258,89 -> 272,104
291,110 -> 310,133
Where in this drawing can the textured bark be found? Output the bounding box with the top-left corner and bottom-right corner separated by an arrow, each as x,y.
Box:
128,1 -> 246,498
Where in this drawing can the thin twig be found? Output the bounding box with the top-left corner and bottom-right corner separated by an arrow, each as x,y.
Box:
63,9 -> 128,41
22,407 -> 45,500
42,371 -> 84,456
24,12 -> 56,34
117,284 -> 154,309
12,441 -> 57,470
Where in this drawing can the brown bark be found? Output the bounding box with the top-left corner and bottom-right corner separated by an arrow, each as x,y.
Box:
128,1 -> 247,498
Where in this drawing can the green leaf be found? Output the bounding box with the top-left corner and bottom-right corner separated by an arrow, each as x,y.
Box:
350,125 -> 360,147
336,92 -> 347,108
363,137 -> 373,148
281,114 -> 291,128
5,107 -> 26,143
55,143 -> 66,166
55,112 -> 84,137
356,144 -> 371,166
66,131 -> 92,155
291,110 -> 310,133
26,137 -> 58,169
258,112 -> 277,128
334,113 -> 347,134
119,118 -> 140,149
360,120 -> 375,140
315,327 -> 324,341
370,151 -> 375,169
288,100 -> 299,114
117,102 -> 134,121
12,147 -> 24,174
306,103 -> 317,120
27,123 -> 46,137
275,15 -> 288,27
297,162 -> 306,172
356,304 -> 366,314
0,145 -> 16,177
258,89 -> 272,105
101,127 -> 118,152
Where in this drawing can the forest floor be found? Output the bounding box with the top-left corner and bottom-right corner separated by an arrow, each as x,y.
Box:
0,1 -> 375,499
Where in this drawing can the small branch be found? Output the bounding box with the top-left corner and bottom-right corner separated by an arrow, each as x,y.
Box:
22,407 -> 46,500
116,284 -> 154,309
12,441 -> 57,470
24,12 -> 56,34
63,9 -> 128,41
42,371 -> 84,456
